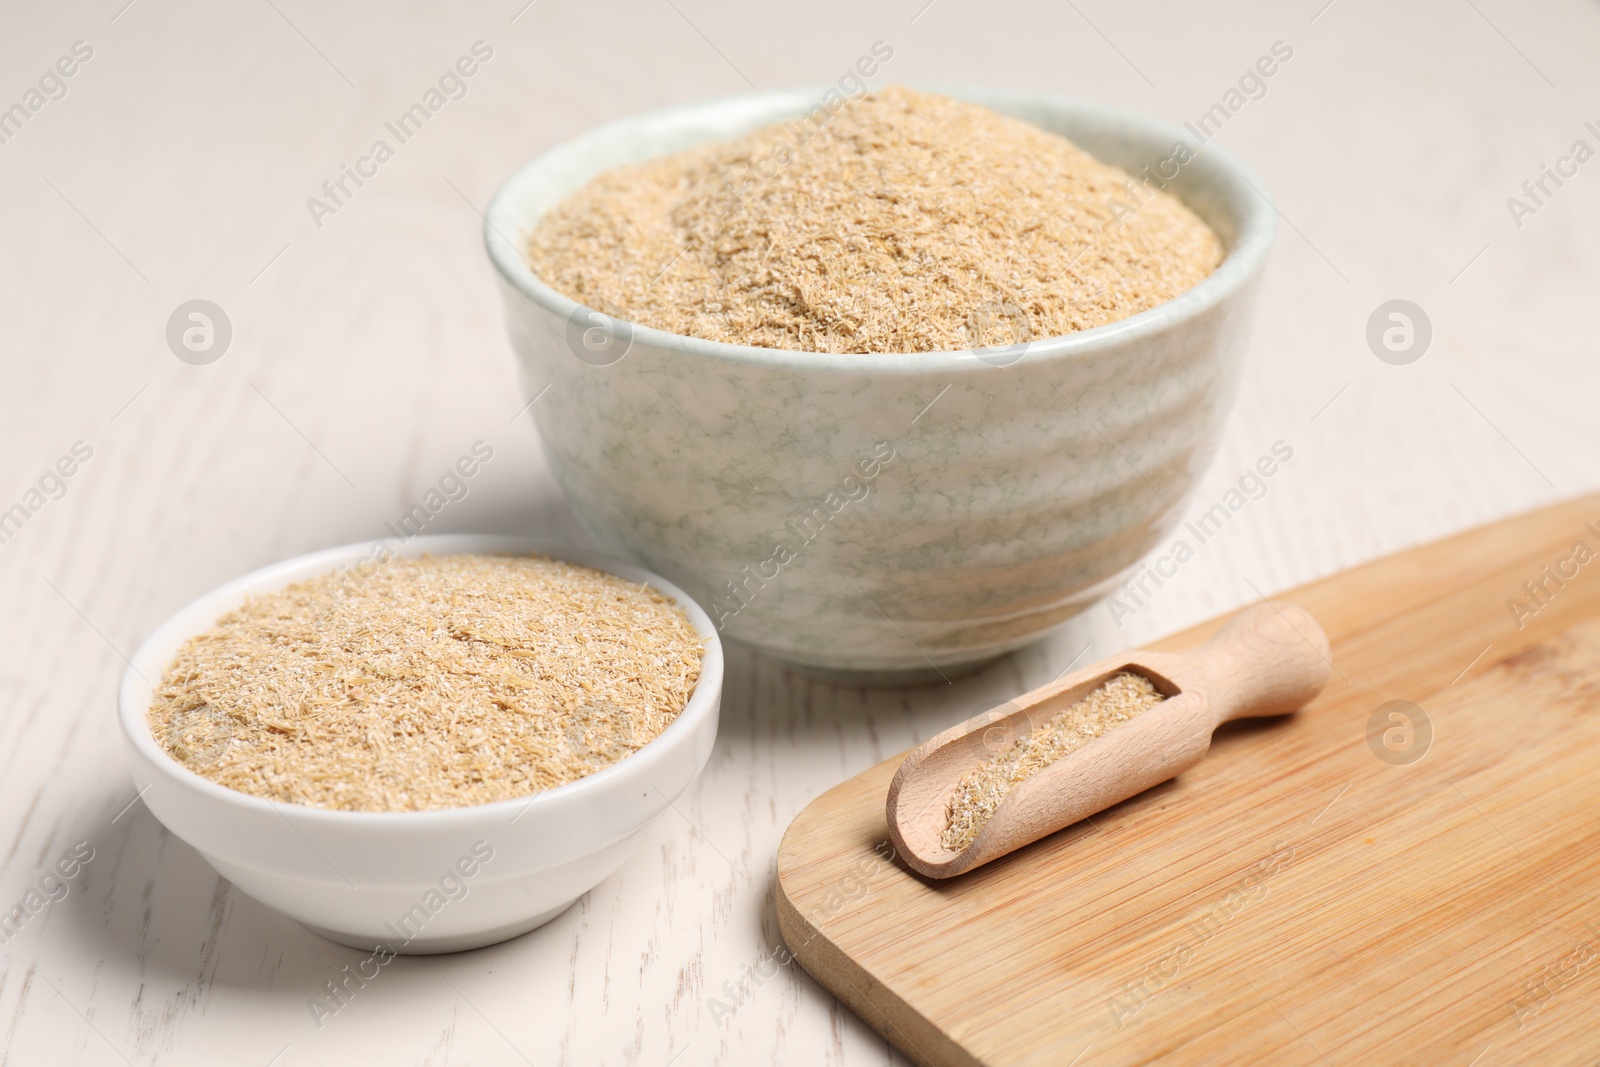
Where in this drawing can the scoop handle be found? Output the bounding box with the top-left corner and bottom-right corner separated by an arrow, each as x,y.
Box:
1197,602 -> 1332,725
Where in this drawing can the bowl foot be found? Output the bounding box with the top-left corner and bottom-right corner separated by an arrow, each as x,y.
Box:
303,898 -> 580,955
774,654 -> 1005,687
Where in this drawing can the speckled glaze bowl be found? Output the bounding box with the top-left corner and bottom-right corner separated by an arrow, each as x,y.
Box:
486,88 -> 1274,682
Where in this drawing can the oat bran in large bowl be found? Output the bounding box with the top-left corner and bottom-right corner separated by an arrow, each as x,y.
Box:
486,85 -> 1275,681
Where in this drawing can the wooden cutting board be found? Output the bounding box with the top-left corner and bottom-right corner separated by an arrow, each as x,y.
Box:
776,494 -> 1600,1067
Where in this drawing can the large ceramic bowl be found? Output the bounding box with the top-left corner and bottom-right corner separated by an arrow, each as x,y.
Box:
118,536 -> 723,953
486,88 -> 1274,682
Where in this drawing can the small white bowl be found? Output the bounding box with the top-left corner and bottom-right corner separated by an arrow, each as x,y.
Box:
118,535 -> 722,954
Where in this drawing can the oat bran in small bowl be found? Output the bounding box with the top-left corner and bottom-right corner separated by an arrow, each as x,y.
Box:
149,553 -> 705,812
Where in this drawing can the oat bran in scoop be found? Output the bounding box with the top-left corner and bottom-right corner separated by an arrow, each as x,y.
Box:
941,671 -> 1166,853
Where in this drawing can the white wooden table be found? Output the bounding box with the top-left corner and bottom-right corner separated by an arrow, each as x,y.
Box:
2,0 -> 1596,1063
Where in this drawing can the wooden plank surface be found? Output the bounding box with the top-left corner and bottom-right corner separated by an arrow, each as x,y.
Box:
777,493 -> 1600,1066
3,0 -> 1600,1063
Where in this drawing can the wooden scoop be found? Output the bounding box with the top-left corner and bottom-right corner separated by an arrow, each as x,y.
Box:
886,603 -> 1332,879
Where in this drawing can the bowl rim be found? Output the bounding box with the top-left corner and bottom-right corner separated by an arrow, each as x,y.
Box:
117,534 -> 724,828
484,84 -> 1277,373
